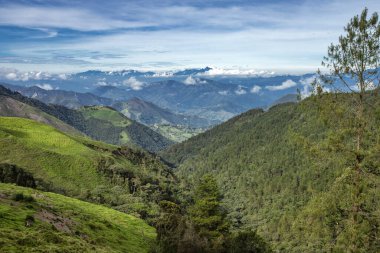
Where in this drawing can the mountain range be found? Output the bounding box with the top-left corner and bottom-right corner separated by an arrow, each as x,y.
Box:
0,67 -> 314,122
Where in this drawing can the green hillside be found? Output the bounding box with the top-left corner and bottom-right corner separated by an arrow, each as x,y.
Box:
0,85 -> 173,152
0,95 -> 83,136
161,96 -> 380,252
0,183 -> 155,252
150,124 -> 206,143
79,106 -> 173,151
0,117 -> 176,221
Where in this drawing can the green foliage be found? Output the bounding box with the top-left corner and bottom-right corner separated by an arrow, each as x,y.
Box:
0,86 -> 173,152
161,96 -> 380,252
79,106 -> 174,152
0,183 -> 155,252
189,174 -> 229,252
155,200 -> 185,253
0,117 -> 176,223
225,230 -> 272,253
150,124 -> 206,143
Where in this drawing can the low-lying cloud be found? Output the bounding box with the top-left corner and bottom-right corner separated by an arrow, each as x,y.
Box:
250,85 -> 262,93
235,85 -> 247,95
36,83 -> 54,90
266,79 -> 296,91
123,77 -> 144,90
183,76 -> 207,85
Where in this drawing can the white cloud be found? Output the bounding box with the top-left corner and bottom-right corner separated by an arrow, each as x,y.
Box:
200,67 -> 275,77
0,68 -> 52,81
96,81 -> 108,86
0,5 -> 153,31
235,85 -> 247,95
36,84 -> 54,90
218,90 -> 228,95
299,76 -> 317,98
183,76 -> 207,85
266,79 -> 297,91
123,77 -> 144,90
58,73 -> 68,80
5,72 -> 18,80
250,85 -> 262,93
1,1 -> 380,72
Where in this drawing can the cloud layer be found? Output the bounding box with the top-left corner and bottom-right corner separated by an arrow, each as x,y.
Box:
0,0 -> 379,72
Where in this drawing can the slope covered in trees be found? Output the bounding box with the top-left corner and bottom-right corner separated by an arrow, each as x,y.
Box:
161,94 -> 380,252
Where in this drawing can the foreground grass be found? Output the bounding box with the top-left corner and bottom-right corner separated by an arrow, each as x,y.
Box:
0,183 -> 156,252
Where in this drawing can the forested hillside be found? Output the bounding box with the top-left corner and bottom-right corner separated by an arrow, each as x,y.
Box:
161,94 -> 380,252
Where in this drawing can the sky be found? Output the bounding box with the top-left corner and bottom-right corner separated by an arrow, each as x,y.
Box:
0,0 -> 379,74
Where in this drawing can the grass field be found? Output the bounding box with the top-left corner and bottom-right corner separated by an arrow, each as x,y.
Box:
0,117 -> 113,195
80,106 -> 131,127
0,183 -> 155,252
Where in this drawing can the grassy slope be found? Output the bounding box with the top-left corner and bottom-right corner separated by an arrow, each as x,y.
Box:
150,124 -> 206,143
0,95 -> 83,136
81,106 -> 131,127
0,117 -> 175,221
79,106 -> 173,152
0,117 -> 110,195
0,183 -> 155,253
161,97 -> 380,252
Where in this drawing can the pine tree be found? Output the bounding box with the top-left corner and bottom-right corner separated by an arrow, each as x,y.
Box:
189,173 -> 229,252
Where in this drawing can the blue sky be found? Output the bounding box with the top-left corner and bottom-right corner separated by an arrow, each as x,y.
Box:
0,0 -> 379,73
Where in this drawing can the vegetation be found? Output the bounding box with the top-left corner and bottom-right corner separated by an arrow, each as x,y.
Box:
79,106 -> 174,152
160,9 -> 380,252
161,95 -> 380,252
189,174 -> 229,252
0,117 -> 176,223
0,183 -> 155,252
1,8 -> 380,253
0,86 -> 173,152
150,124 -> 206,143
154,174 -> 272,253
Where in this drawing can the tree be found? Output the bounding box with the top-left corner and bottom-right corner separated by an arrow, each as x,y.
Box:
316,7 -> 380,160
189,173 -> 229,252
155,200 -> 185,253
226,230 -> 272,253
312,8 -> 380,252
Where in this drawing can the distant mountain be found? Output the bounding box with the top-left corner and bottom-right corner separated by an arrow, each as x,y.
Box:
1,71 -> 318,122
2,83 -> 113,109
0,85 -> 172,152
113,97 -> 217,127
93,79 -> 260,121
173,67 -> 212,76
92,85 -> 133,101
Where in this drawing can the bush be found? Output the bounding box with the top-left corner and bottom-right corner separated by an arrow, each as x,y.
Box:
226,230 -> 272,253
12,193 -> 35,202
